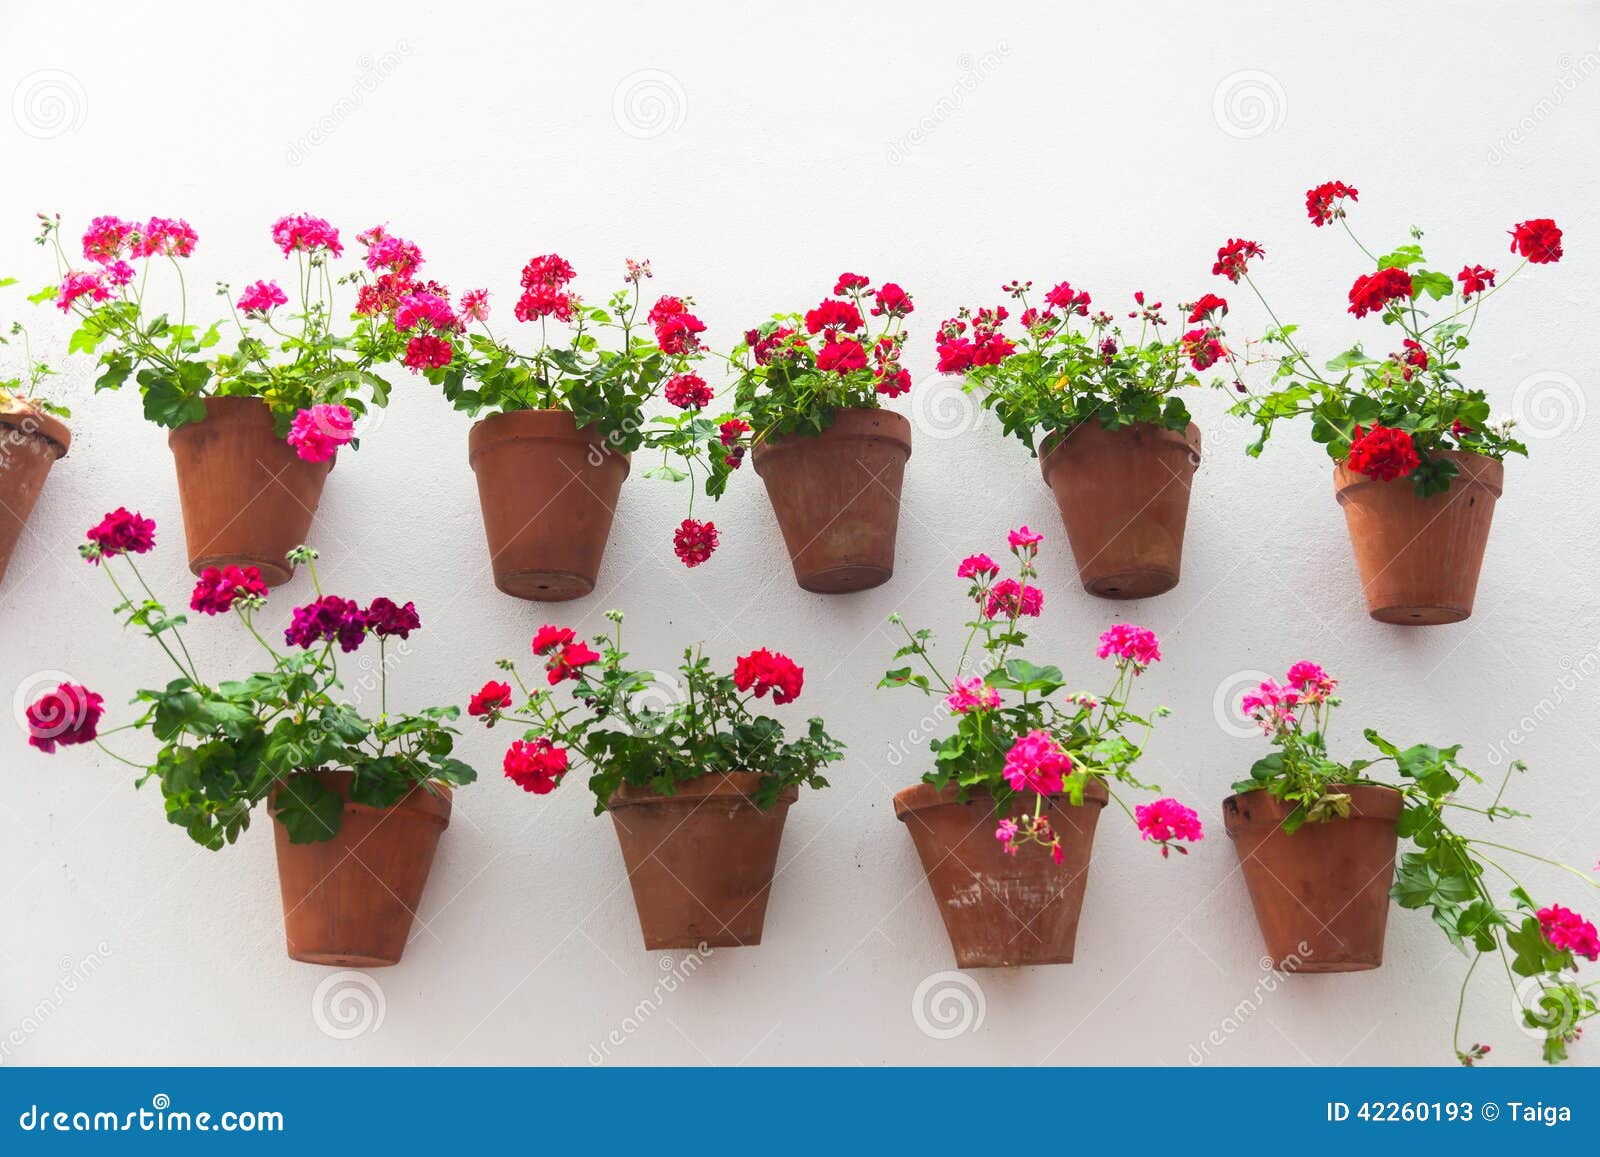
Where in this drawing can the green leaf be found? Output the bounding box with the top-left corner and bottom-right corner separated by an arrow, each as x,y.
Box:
272,775 -> 344,844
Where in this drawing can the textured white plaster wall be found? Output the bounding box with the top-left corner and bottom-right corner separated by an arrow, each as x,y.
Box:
1,0 -> 1597,1067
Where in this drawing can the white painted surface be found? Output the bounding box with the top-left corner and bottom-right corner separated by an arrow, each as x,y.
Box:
1,0 -> 1597,1066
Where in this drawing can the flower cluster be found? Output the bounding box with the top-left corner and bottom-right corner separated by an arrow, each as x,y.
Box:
285,593 -> 421,652
34,519 -> 474,849
80,507 -> 156,564
940,277 -> 1231,451
883,527 -> 1200,867
471,613 -> 842,811
733,273 -> 916,438
41,213 -> 397,461
1232,664 -> 1598,1065
1222,181 -> 1563,496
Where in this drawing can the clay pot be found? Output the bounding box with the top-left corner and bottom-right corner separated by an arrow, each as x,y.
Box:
467,409 -> 629,601
0,406 -> 70,585
1333,451 -> 1502,624
1040,421 -> 1200,599
1223,785 -> 1401,973
272,770 -> 452,967
608,772 -> 797,950
894,778 -> 1108,968
751,408 -> 911,593
167,397 -> 332,586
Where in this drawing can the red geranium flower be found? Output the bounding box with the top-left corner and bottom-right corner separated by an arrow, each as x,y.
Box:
1346,424 -> 1420,481
673,518 -> 719,568
718,418 -> 750,446
1181,328 -> 1226,370
649,295 -> 706,355
468,680 -> 513,721
663,372 -> 713,410
1043,282 -> 1090,314
190,565 -> 269,615
871,282 -> 914,318
364,597 -> 420,639
1509,218 -> 1563,264
26,682 -> 105,753
1346,267 -> 1413,318
803,299 -> 863,334
1213,239 -> 1265,282
1187,293 -> 1228,322
833,272 -> 870,295
403,333 -> 453,371
532,625 -> 576,655
817,337 -> 867,374
546,641 -> 601,685
1457,264 -> 1497,299
1305,180 -> 1359,226
504,738 -> 568,794
733,648 -> 804,705
84,507 -> 156,563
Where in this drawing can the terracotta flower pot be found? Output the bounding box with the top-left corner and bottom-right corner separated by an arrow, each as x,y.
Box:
167,397 -> 332,586
0,405 -> 70,585
1333,451 -> 1502,625
467,409 -> 629,602
1223,785 -> 1401,973
608,772 -> 797,950
751,407 -> 911,593
272,770 -> 452,968
1040,421 -> 1200,599
894,778 -> 1108,968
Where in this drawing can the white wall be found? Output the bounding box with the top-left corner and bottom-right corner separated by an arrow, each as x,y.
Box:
2,0 -> 1597,1067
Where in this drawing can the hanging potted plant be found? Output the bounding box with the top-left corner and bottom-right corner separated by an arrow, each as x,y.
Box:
0,278 -> 72,585
25,511 -> 475,967
38,212 -> 402,585
401,254 -> 714,599
1226,661 -> 1599,1064
470,614 -> 844,948
1214,182 -> 1564,623
938,280 -> 1230,598
879,526 -> 1203,968
734,273 -> 916,593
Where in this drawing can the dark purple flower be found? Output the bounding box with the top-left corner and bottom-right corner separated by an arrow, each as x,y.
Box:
364,597 -> 420,640
285,595 -> 367,653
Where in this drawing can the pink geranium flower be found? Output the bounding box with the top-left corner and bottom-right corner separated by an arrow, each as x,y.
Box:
286,403 -> 354,462
1135,797 -> 1205,857
1002,729 -> 1072,794
1096,623 -> 1161,669
945,677 -> 1000,715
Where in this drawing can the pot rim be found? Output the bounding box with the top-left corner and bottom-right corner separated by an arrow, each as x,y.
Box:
751,406 -> 912,458
1333,449 -> 1504,498
1039,419 -> 1200,480
0,402 -> 70,459
1222,783 -> 1403,835
608,769 -> 799,809
467,406 -> 631,472
893,776 -> 1110,820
